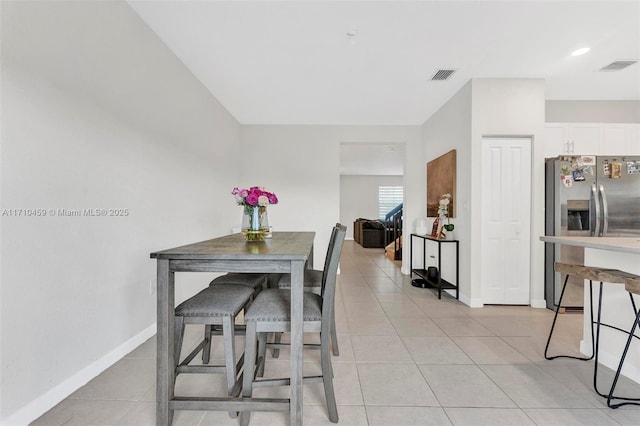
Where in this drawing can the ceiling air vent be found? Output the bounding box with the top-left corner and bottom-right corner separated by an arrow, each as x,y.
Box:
431,69 -> 456,81
600,60 -> 637,72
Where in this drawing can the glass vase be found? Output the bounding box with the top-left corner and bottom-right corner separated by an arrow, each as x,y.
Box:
241,205 -> 269,241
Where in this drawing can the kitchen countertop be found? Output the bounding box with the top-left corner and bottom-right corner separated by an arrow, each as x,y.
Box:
540,236 -> 640,254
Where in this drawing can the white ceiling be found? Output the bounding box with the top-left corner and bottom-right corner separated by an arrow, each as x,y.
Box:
128,0 -> 639,127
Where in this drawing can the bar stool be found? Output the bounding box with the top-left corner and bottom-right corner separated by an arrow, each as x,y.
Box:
545,262 -> 639,397
606,275 -> 640,409
210,273 -> 269,292
173,284 -> 255,412
545,262 -> 599,361
202,273 -> 268,363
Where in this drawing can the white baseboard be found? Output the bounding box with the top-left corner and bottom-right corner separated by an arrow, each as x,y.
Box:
467,298 -> 484,308
2,323 -> 156,426
448,291 -> 483,308
530,298 -> 547,309
449,294 -> 546,310
452,292 -> 476,307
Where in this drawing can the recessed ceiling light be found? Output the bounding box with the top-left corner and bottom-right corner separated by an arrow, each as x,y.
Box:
571,47 -> 591,56
346,28 -> 359,37
346,28 -> 359,45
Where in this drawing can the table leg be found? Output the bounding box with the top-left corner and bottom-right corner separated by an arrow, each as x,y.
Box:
156,259 -> 175,426
290,260 -> 305,426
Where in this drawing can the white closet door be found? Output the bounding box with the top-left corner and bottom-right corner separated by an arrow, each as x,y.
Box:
481,137 -> 532,305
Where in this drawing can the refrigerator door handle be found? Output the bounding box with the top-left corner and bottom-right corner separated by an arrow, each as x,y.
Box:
599,184 -> 608,237
590,183 -> 600,237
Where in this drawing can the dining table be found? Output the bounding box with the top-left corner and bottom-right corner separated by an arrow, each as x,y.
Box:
150,231 -> 316,426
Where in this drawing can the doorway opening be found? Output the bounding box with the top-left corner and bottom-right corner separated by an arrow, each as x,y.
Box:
339,142 -> 405,258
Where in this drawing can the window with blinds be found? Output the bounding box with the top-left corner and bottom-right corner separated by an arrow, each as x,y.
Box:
378,186 -> 403,219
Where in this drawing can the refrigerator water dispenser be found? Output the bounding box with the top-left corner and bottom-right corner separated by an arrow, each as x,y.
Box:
567,200 -> 589,231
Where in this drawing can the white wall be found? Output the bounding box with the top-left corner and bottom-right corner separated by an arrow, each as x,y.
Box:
239,126 -> 422,271
421,83 -> 473,300
546,100 -> 640,123
470,79 -> 546,307
421,79 -> 546,308
0,1 -> 240,423
340,175 -> 403,239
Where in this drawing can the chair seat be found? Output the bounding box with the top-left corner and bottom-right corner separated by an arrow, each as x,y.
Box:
598,269 -> 640,284
554,262 -> 635,283
175,284 -> 254,317
244,289 -> 323,322
625,276 -> 640,295
209,273 -> 268,290
277,269 -> 323,287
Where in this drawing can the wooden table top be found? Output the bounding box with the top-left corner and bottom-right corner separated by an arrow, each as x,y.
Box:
151,231 -> 316,260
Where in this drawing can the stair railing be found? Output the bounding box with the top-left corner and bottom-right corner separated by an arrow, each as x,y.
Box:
384,203 -> 403,260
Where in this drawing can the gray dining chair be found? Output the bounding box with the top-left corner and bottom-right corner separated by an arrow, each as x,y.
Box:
239,224 -> 347,426
275,225 -> 341,356
173,283 -> 255,414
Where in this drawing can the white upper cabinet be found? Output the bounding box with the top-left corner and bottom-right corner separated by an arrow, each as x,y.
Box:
629,124 -> 640,155
544,123 -> 570,158
603,123 -> 640,155
544,123 -> 640,157
568,123 -> 602,154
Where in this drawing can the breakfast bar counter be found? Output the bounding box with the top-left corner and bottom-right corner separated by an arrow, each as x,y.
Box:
540,236 -> 640,254
540,236 -> 640,384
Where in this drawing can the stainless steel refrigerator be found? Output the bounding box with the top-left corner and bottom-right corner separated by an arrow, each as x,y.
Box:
545,155 -> 640,310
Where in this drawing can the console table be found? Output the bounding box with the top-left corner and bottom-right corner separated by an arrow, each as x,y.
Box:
410,234 -> 459,299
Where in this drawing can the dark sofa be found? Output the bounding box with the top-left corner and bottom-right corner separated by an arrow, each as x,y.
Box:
353,218 -> 385,248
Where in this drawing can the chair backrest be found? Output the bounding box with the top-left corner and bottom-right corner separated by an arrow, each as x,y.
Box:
321,224 -> 347,323
320,224 -> 340,289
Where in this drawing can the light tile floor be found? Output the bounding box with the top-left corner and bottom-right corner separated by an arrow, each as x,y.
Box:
32,241 -> 640,425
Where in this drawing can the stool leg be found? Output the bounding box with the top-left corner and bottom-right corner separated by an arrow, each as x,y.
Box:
240,321 -> 258,426
593,281 -> 609,397
222,316 -> 239,418
256,332 -> 267,377
545,276 -> 594,361
630,293 -> 639,320
607,301 -> 640,408
222,317 -> 237,393
588,280 -> 595,358
174,316 -> 185,371
544,275 -> 568,360
202,324 -> 213,364
272,332 -> 282,358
